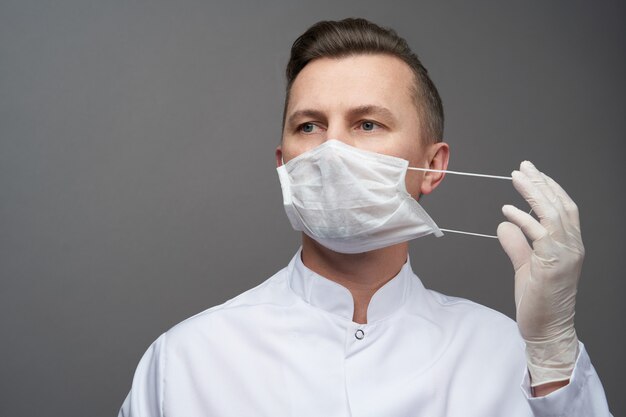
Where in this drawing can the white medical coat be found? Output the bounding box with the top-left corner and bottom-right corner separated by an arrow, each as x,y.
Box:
119,250 -> 611,416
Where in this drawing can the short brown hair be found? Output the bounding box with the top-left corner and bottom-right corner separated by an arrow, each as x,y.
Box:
283,18 -> 444,143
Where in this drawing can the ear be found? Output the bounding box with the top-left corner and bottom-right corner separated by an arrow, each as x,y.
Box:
275,145 -> 283,167
420,142 -> 450,195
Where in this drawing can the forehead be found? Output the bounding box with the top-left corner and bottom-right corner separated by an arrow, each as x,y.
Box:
287,54 -> 417,115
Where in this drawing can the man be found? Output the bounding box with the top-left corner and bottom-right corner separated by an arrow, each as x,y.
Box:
119,18 -> 611,416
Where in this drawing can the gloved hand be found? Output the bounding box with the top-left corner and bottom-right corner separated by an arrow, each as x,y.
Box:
497,161 -> 584,387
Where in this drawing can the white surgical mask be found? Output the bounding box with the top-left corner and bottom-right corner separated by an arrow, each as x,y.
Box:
276,140 -> 443,254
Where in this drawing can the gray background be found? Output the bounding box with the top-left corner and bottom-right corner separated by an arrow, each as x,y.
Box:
1,0 -> 623,415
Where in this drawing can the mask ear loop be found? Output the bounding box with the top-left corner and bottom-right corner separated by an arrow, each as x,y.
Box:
407,167 -> 514,239
407,167 -> 513,181
438,228 -> 500,239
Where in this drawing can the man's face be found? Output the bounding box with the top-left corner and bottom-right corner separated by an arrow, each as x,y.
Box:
278,54 -> 445,199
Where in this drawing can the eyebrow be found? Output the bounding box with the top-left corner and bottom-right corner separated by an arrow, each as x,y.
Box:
286,109 -> 326,127
286,105 -> 397,127
347,105 -> 396,124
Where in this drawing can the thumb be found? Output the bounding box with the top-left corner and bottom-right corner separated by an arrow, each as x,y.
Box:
497,221 -> 532,272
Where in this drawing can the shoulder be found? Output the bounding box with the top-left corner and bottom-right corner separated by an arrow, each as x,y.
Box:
163,266 -> 297,344
433,289 -> 519,334
407,284 -> 526,378
428,289 -> 515,326
409,281 -> 523,349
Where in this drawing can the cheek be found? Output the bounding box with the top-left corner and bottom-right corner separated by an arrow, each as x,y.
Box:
281,137 -> 325,162
281,142 -> 306,163
404,173 -> 423,200
397,143 -> 427,199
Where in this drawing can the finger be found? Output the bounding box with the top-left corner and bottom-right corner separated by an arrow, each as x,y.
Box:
520,161 -> 559,203
519,161 -> 569,223
497,221 -> 532,272
541,173 -> 581,230
511,170 -> 566,240
502,204 -> 548,243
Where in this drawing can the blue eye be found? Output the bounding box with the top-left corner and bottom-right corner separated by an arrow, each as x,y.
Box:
301,123 -> 315,133
361,121 -> 379,131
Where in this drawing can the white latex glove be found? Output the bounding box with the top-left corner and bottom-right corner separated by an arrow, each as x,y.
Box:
497,161 -> 584,387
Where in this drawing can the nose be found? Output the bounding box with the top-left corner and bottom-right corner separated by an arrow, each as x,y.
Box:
325,121 -> 355,147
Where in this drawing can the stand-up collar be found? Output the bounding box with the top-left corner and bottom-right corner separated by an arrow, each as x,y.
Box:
287,249 -> 412,323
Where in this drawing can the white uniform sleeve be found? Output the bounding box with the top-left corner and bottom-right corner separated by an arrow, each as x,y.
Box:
522,342 -> 612,416
118,333 -> 167,417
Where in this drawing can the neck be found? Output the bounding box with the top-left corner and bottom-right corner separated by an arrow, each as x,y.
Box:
300,235 -> 408,324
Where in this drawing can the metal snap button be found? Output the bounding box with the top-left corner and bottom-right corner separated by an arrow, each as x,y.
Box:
355,329 -> 365,340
